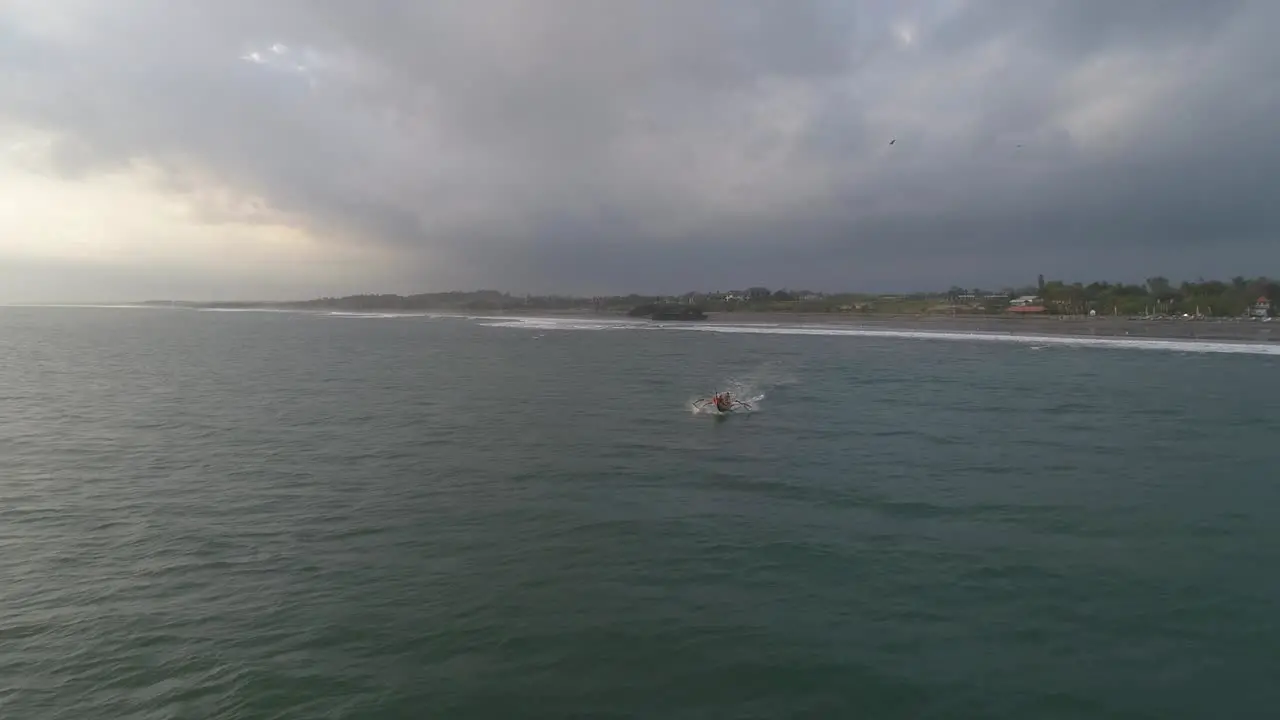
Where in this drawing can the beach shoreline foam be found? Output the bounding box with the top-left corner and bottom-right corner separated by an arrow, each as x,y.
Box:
8,303 -> 1275,346
472,312 -> 1280,356
468,309 -> 1278,343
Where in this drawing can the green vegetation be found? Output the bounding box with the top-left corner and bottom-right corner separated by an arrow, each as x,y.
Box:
1018,276 -> 1278,317
179,276 -> 1277,318
626,303 -> 708,321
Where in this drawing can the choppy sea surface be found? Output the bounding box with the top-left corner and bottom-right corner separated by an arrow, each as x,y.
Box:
2,306 -> 1278,719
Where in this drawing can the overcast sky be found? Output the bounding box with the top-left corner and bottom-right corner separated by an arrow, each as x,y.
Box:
2,0 -> 1277,301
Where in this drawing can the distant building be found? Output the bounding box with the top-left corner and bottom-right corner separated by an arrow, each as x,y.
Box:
1007,294 -> 1046,314
1252,296 -> 1271,318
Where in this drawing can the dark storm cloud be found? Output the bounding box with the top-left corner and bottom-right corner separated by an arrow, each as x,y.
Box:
2,0 -> 1278,296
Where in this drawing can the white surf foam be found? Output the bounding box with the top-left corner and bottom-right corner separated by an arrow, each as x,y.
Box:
477,316 -> 650,332
197,307 -> 300,314
324,311 -> 436,319
473,315 -> 1280,356
681,323 -> 1280,356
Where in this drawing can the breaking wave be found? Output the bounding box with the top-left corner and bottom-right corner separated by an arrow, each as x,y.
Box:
197,307 -> 299,314
62,308 -> 1271,357
325,311 -> 439,319
477,317 -> 650,332
476,316 -> 1280,356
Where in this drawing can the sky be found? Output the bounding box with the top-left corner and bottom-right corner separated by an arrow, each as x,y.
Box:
1,0 -> 1277,301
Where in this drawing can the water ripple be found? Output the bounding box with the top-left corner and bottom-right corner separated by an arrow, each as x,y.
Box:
1,308 -> 1278,718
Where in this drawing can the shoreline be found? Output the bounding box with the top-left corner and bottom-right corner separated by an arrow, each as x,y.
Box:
14,303 -> 1277,343
700,312 -> 1279,342
466,309 -> 1279,343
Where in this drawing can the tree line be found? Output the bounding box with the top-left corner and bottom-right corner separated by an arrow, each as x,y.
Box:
191,276 -> 1276,317
1006,276 -> 1277,317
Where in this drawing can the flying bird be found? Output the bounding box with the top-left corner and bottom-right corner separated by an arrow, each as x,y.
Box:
889,138 -> 896,145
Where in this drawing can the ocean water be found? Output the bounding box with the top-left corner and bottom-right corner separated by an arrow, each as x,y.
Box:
2,307 -> 1278,719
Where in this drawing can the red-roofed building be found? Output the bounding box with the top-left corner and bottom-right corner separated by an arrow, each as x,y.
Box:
1252,296 -> 1271,318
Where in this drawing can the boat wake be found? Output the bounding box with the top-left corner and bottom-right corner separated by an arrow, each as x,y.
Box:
689,361 -> 795,417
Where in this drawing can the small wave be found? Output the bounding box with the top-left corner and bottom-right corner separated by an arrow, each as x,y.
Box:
478,316 -> 650,332
324,311 -> 433,319
197,307 -> 298,314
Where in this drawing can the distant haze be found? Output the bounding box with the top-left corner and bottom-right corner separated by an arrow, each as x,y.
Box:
2,1 -> 1278,302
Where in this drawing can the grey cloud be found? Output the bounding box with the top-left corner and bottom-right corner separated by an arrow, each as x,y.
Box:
1,0 -> 1278,300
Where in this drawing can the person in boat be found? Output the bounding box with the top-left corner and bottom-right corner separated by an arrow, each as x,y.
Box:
714,392 -> 751,412
696,391 -> 749,412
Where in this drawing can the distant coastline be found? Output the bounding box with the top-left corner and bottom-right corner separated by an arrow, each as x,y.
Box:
144,275 -> 1278,322
124,275 -> 1280,344
122,301 -> 1280,344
